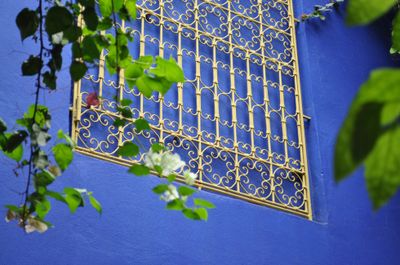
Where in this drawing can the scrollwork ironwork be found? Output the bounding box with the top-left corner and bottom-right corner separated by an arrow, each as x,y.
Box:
71,0 -> 312,219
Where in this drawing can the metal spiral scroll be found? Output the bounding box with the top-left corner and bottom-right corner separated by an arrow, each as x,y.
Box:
71,0 -> 312,219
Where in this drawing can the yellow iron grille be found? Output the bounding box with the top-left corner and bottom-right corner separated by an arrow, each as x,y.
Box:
71,0 -> 312,219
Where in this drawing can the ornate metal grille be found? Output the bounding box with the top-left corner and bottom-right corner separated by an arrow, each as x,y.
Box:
71,0 -> 312,219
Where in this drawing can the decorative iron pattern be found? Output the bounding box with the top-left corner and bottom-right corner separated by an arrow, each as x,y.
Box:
71,0 -> 312,219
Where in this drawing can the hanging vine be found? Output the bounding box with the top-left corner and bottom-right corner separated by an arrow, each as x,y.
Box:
2,0 -> 214,234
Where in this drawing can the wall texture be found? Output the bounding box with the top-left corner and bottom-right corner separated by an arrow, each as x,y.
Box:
1,1 -> 399,265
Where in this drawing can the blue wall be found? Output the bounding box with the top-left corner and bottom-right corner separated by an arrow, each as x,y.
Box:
1,1 -> 400,264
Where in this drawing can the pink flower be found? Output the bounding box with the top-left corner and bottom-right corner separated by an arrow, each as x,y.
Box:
86,92 -> 100,108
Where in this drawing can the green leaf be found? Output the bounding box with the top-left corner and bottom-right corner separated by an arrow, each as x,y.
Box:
150,57 -> 185,83
136,75 -> 158,98
105,46 -> 117,75
120,98 -> 133,106
166,199 -> 184,211
182,208 -> 201,220
351,103 -> 383,165
113,0 -> 125,14
88,194 -> 102,214
151,143 -> 165,153
82,36 -> 101,62
57,129 -> 75,147
72,42 -> 82,59
0,133 -> 23,162
335,69 -> 400,181
50,45 -> 63,71
128,164 -> 150,176
63,25 -> 83,43
152,184 -> 169,194
82,7 -> 98,31
113,118 -> 126,127
346,0 -> 396,25
34,170 -> 56,188
99,0 -> 123,17
16,8 -> 39,41
64,188 -> 84,213
118,142 -> 139,157
194,207 -> 208,221
3,144 -> 23,162
381,102 -> 400,126
118,6 -> 130,21
125,63 -> 143,88
23,104 -> 49,128
97,17 -> 113,30
193,198 -> 215,209
365,126 -> 400,209
4,130 -> 28,153
136,56 -> 153,68
43,71 -> 57,90
125,0 -> 137,20
45,6 -> 73,35
392,12 -> 400,55
178,186 -> 196,196
22,56 -> 43,76
104,37 -> 131,72
5,205 -> 22,214
46,190 -> 67,204
35,199 -> 51,219
134,118 -> 150,132
115,31 -> 129,46
167,174 -> 176,183
117,106 -> 133,118
53,144 -> 73,171
154,165 -> 163,175
70,61 -> 88,81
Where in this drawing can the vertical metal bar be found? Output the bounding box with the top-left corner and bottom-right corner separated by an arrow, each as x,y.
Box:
212,38 -> 220,146
98,49 -> 105,109
71,78 -> 81,142
117,20 -> 126,156
177,23 -> 184,134
259,0 -> 275,202
71,10 -> 84,142
139,10 -> 146,118
159,0 -> 165,144
246,51 -> 255,155
227,1 -> 240,192
278,63 -> 289,166
288,0 -> 312,219
194,0 -> 203,184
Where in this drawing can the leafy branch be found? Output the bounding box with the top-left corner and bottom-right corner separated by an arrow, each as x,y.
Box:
2,0 -> 214,233
21,0 -> 45,228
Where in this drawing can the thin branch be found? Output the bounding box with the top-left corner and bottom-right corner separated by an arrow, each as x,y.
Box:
21,0 -> 45,227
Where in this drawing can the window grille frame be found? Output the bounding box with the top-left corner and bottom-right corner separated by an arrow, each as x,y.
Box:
71,0 -> 313,219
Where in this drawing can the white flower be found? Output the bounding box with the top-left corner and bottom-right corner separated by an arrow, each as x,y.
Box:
144,149 -> 162,168
183,170 -> 197,186
160,152 -> 185,176
51,32 -> 64,45
25,217 -> 48,234
160,184 -> 179,202
144,149 -> 185,176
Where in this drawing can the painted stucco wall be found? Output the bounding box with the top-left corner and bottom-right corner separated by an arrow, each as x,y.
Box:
1,1 -> 399,264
